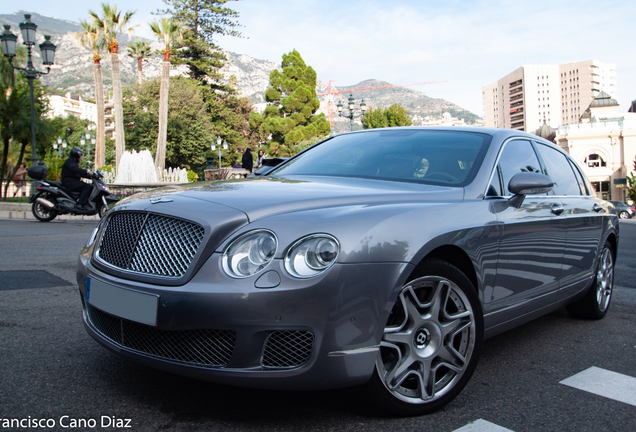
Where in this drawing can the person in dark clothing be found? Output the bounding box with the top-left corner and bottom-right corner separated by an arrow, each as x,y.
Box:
242,148 -> 253,173
62,148 -> 93,209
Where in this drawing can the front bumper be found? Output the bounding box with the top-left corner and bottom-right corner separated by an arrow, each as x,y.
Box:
78,247 -> 411,391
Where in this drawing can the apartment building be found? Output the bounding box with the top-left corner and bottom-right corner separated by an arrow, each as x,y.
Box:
483,60 -> 616,132
47,92 -> 97,123
560,60 -> 616,126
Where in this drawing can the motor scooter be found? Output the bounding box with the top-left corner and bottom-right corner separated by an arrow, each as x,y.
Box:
28,168 -> 119,222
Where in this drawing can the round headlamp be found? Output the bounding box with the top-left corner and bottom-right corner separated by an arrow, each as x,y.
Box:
284,234 -> 340,278
223,230 -> 278,278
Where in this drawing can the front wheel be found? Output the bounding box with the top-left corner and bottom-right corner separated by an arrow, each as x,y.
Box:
366,259 -> 483,416
566,240 -> 614,320
99,202 -> 112,218
32,193 -> 58,222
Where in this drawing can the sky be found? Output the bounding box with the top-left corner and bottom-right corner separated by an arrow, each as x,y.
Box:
4,0 -> 636,116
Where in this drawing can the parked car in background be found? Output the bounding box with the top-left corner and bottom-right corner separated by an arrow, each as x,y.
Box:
610,201 -> 635,219
77,127 -> 618,416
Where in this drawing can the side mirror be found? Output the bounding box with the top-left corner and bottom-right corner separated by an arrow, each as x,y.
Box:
508,172 -> 553,208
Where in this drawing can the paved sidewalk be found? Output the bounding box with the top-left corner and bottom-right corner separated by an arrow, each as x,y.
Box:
0,202 -> 100,221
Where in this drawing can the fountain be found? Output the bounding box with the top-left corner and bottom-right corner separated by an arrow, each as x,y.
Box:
114,150 -> 159,184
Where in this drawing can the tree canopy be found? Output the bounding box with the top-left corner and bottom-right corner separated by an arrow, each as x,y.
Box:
362,103 -> 413,129
123,76 -> 214,170
157,0 -> 240,84
250,50 -> 330,156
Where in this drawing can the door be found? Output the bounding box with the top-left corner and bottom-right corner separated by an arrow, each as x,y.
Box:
484,139 -> 566,327
534,143 -> 603,301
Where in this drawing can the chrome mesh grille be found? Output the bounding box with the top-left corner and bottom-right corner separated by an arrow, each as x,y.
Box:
97,211 -> 205,277
261,331 -> 314,369
86,304 -> 235,367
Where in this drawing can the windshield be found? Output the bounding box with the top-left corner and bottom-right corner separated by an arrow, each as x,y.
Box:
271,129 -> 492,186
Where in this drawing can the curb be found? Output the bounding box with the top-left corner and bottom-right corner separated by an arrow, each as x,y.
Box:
0,202 -> 100,221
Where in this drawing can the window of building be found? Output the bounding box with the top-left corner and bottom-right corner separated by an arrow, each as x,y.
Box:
584,154 -> 607,168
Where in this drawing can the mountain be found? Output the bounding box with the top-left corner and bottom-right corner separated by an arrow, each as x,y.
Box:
1,11 -> 482,131
0,10 -> 82,35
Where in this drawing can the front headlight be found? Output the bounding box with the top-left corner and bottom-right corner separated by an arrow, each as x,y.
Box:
222,230 -> 278,278
285,234 -> 340,278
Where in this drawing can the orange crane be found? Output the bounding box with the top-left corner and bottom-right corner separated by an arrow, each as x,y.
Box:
317,80 -> 446,126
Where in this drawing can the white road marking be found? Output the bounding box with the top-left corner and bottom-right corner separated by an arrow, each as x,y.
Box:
452,419 -> 515,432
560,366 -> 636,407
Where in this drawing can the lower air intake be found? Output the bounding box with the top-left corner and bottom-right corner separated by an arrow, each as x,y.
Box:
261,330 -> 314,369
86,303 -> 235,367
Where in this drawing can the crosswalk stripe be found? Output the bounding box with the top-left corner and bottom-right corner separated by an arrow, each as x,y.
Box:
560,366 -> 636,407
452,419 -> 515,432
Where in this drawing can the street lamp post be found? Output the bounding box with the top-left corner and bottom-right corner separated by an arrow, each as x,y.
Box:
337,93 -> 367,132
52,136 -> 67,157
211,136 -> 228,169
80,127 -> 96,170
1,15 -> 57,167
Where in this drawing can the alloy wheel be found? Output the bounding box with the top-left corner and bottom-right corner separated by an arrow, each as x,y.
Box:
377,275 -> 477,404
595,247 -> 613,312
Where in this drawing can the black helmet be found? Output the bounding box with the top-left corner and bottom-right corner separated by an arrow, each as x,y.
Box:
70,148 -> 83,161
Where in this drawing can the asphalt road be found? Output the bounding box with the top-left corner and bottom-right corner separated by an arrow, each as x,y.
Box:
0,218 -> 635,432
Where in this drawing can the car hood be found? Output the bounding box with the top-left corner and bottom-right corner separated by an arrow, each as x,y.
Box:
118,176 -> 464,222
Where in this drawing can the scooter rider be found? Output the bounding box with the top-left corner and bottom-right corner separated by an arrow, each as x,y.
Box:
62,148 -> 93,210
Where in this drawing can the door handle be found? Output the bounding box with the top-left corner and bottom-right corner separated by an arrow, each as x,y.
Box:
551,204 -> 565,216
592,204 -> 603,213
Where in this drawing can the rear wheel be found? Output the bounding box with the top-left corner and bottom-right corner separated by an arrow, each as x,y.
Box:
566,240 -> 614,320
366,259 -> 483,416
31,193 -> 58,222
618,211 -> 630,219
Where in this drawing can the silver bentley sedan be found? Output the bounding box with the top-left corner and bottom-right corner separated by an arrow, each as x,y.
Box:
77,127 -> 618,416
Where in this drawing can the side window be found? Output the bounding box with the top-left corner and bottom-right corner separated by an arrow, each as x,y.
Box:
487,166 -> 503,196
496,140 -> 542,196
535,143 -> 582,196
569,160 -> 589,195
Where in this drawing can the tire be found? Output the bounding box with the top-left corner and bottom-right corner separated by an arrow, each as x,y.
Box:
618,211 -> 630,219
31,193 -> 58,222
566,241 -> 614,320
366,259 -> 483,416
99,202 -> 112,219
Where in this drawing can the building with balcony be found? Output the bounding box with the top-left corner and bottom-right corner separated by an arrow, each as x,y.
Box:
47,92 -> 97,123
416,111 -> 466,127
483,60 -> 616,132
104,98 -> 115,139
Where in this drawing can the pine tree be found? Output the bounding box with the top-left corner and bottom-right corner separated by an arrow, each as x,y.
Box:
157,0 -> 241,84
251,50 -> 330,157
156,0 -> 253,153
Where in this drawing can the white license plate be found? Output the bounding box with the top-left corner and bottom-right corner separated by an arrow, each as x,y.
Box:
86,276 -> 158,326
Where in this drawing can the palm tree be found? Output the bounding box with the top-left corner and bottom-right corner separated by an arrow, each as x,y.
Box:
150,18 -> 183,172
76,20 -> 106,169
127,40 -> 152,86
90,3 -> 136,171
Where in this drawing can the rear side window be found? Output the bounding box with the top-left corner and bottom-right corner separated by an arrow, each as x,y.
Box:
535,143 -> 581,196
569,160 -> 589,195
